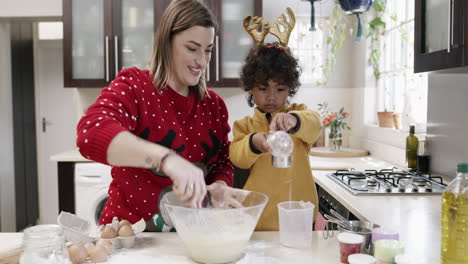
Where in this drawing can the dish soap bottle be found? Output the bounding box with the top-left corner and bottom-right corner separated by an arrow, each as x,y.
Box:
441,163 -> 468,264
405,125 -> 418,170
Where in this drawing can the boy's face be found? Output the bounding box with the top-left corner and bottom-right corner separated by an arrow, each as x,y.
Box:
250,80 -> 289,113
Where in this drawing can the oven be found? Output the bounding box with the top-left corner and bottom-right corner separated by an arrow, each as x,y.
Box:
316,184 -> 358,221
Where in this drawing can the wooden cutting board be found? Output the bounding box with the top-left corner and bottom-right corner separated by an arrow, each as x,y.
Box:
310,147 -> 369,158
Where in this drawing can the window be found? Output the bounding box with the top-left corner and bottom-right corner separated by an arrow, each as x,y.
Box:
289,16 -> 327,85
38,22 -> 63,40
372,1 -> 427,129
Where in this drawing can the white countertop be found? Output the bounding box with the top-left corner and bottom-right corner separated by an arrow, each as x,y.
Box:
0,232 -> 339,263
310,155 -> 442,263
50,149 -> 90,162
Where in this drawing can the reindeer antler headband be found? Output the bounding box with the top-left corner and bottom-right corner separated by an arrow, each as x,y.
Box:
243,7 -> 296,48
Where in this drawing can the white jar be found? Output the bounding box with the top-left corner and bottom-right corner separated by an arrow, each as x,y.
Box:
20,225 -> 70,264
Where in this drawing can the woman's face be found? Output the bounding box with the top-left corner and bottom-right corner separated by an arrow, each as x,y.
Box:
169,25 -> 214,90
251,80 -> 289,113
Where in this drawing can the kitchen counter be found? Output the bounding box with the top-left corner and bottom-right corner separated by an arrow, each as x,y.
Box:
50,149 -> 90,162
310,155 -> 442,263
0,232 -> 339,263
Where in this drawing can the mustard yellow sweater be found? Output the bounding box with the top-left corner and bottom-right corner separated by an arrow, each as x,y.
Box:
230,104 -> 321,231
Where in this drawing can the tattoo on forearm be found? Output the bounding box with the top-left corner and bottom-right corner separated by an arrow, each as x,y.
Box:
145,156 -> 152,166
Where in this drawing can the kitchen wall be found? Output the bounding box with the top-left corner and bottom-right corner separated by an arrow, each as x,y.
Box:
0,22 -> 16,232
1,0 -> 61,17
427,72 -> 468,176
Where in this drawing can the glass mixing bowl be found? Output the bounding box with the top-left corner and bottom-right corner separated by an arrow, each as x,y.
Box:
162,191 -> 268,264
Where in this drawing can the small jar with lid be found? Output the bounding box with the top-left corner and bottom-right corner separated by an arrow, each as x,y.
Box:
20,225 -> 70,264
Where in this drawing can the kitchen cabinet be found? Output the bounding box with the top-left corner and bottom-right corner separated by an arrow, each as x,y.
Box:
63,0 -> 170,87
414,0 -> 467,73
203,0 -> 262,87
64,0 -> 261,88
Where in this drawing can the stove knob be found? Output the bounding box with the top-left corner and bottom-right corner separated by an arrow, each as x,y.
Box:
425,182 -> 433,192
385,183 -> 392,192
398,182 -> 406,192
412,183 -> 419,192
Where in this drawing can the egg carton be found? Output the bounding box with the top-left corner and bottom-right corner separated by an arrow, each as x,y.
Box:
57,211 -> 146,245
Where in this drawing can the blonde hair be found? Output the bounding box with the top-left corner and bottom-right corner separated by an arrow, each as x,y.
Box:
149,0 -> 216,99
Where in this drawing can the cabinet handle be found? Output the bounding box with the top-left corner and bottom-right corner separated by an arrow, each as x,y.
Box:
206,63 -> 210,82
114,36 -> 119,78
447,0 -> 453,53
105,35 -> 109,81
215,35 -> 219,82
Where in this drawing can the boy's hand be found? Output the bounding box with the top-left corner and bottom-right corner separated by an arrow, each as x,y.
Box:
270,113 -> 297,132
252,132 -> 271,153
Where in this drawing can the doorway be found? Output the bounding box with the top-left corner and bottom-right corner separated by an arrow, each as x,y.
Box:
10,22 -> 39,231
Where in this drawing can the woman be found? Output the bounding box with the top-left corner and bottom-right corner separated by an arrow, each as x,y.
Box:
76,0 -> 235,231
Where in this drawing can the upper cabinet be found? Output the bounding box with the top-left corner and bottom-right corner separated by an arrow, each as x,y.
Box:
202,0 -> 262,87
63,0 -> 170,87
414,0 -> 466,73
63,0 -> 261,88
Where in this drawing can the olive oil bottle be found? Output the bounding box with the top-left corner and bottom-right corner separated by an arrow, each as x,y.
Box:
441,163 -> 468,264
405,126 -> 418,169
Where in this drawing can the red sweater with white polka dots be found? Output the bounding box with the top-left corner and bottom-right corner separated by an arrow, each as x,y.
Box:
76,67 -> 233,225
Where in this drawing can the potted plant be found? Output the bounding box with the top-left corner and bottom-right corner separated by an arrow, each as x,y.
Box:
377,110 -> 394,128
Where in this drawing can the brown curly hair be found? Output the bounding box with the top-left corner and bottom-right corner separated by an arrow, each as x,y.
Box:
240,42 -> 302,107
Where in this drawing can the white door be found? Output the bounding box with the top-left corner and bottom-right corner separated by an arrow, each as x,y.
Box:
34,32 -> 77,225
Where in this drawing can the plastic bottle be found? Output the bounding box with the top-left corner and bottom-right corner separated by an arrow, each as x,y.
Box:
441,163 -> 468,264
405,125 -> 418,170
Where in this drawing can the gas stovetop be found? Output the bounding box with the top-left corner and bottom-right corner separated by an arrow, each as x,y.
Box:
327,168 -> 447,195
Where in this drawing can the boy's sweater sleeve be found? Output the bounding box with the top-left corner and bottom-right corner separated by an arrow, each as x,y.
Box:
76,68 -> 141,165
205,95 -> 234,186
289,104 -> 322,145
229,119 -> 263,169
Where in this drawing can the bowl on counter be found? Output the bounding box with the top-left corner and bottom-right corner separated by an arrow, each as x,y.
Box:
162,190 -> 268,264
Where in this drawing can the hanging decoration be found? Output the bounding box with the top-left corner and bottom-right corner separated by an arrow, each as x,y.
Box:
337,0 -> 374,41
301,0 -> 324,31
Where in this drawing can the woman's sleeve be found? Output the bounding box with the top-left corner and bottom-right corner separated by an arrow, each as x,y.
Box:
205,97 -> 234,186
76,68 -> 141,164
229,119 -> 263,169
288,104 -> 321,145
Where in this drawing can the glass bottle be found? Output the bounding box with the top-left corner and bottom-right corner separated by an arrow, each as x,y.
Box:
441,163 -> 468,264
20,225 -> 70,264
405,125 -> 418,170
417,140 -> 431,173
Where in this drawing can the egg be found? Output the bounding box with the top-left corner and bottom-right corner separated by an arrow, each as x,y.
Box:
68,243 -> 88,264
83,242 -> 95,253
101,225 -> 117,238
89,245 -> 108,263
96,239 -> 113,255
118,224 -> 135,237
119,219 -> 131,227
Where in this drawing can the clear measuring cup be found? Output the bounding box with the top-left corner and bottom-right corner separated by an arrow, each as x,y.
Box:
267,131 -> 293,168
277,201 -> 314,248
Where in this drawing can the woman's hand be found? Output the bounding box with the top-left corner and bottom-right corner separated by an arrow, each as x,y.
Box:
269,113 -> 297,132
206,181 -> 250,208
252,132 -> 271,153
161,154 -> 206,208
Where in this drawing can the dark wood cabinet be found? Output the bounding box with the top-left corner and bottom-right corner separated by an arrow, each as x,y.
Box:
203,0 -> 262,87
414,0 -> 467,73
63,0 -> 261,88
63,0 -> 170,87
